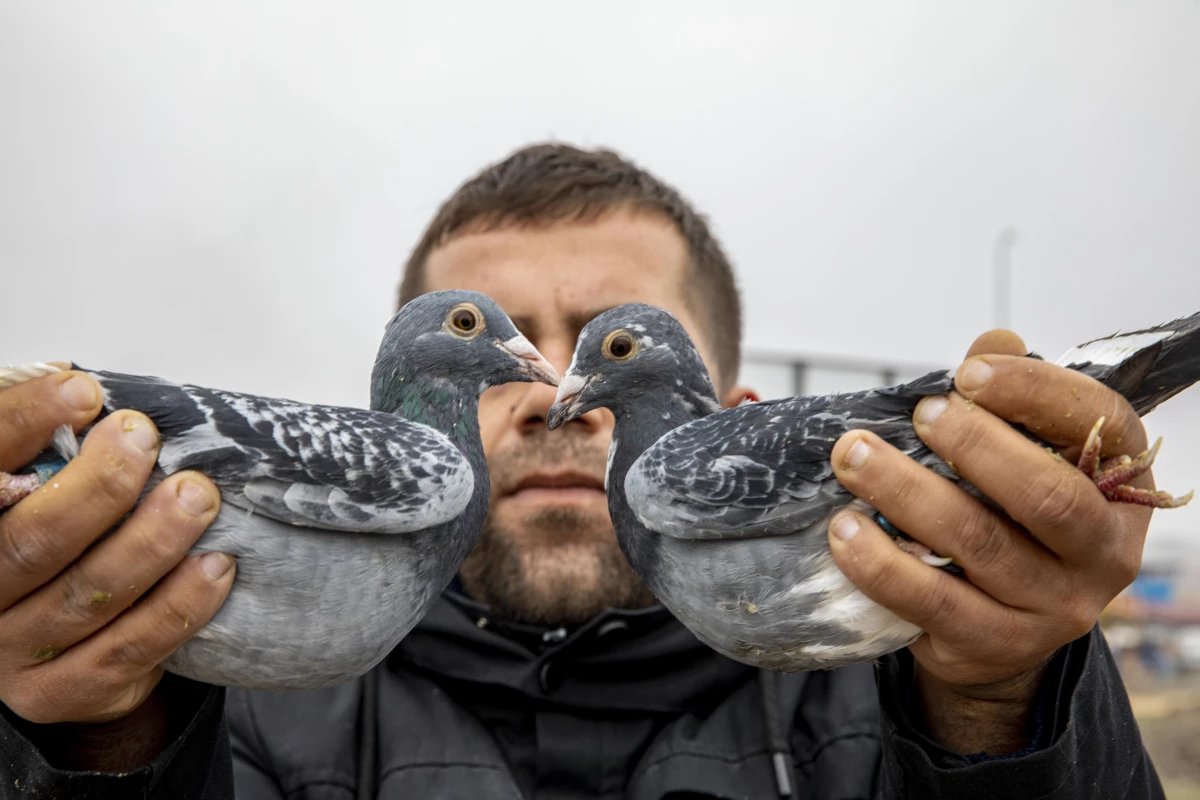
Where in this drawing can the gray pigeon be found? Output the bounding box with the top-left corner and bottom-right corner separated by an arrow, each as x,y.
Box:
0,290 -> 558,690
547,305 -> 1199,672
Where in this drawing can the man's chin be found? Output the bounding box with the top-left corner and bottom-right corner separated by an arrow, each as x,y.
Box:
457,514 -> 656,627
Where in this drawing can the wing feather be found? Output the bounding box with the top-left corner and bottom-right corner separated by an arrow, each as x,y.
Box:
625,372 -> 954,540
89,371 -> 474,534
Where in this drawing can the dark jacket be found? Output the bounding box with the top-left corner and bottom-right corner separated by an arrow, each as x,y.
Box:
1,590 -> 1165,799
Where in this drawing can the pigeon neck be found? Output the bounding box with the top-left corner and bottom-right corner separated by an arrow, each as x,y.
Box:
608,399 -> 707,504
609,378 -> 718,456
377,364 -> 483,456
604,399 -> 707,570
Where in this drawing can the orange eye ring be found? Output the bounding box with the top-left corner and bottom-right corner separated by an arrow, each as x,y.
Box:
602,329 -> 638,361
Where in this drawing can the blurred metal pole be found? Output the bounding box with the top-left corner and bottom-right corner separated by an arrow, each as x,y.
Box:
791,361 -> 807,397
993,227 -> 1018,330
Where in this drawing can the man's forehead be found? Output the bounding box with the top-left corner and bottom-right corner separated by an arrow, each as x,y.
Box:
422,212 -> 692,325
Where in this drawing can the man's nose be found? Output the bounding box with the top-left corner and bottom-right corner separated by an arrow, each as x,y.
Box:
538,339 -> 576,379
513,339 -> 607,432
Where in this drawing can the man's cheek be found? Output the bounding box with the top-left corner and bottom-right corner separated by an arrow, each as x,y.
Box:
478,384 -> 520,452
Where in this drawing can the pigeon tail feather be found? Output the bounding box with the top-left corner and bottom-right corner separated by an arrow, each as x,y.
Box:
1056,311 -> 1200,417
0,362 -> 65,388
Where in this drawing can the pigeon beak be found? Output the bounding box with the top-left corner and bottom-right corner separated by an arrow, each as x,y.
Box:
497,335 -> 560,386
547,373 -> 594,431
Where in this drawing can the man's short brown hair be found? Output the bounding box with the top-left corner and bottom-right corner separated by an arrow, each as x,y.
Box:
397,142 -> 743,386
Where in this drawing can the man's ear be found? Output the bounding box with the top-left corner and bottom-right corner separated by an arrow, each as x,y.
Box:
720,384 -> 760,409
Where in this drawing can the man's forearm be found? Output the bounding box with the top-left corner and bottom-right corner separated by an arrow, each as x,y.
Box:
1,676 -> 233,800
15,679 -> 174,772
912,662 -> 1047,756
877,630 -> 1165,799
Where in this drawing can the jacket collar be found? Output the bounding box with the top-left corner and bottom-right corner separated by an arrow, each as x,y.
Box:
392,588 -> 754,715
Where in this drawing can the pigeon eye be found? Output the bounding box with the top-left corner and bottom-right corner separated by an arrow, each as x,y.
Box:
603,330 -> 638,361
446,303 -> 484,337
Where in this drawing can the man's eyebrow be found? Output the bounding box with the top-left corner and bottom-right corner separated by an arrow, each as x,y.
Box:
566,307 -> 618,336
508,307 -> 616,343
509,315 -> 537,339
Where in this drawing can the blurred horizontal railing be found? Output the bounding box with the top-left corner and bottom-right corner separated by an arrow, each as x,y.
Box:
739,349 -> 946,400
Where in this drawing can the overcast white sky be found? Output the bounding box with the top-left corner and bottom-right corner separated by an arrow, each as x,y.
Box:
1,2 -> 1197,562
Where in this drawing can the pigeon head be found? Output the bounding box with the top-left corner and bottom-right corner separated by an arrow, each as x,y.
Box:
371,290 -> 559,410
547,303 -> 719,430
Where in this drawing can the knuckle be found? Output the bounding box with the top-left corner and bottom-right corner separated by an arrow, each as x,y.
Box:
100,629 -> 159,672
918,577 -> 960,628
3,678 -> 65,725
956,505 -> 1013,572
877,461 -> 925,512
0,519 -> 61,581
1105,395 -> 1146,454
1020,466 -> 1089,533
55,565 -> 112,625
939,409 -> 996,461
1114,550 -> 1142,588
0,399 -> 38,436
1098,537 -> 1143,591
1068,606 -> 1097,639
98,593 -> 202,674
989,612 -> 1027,651
129,507 -> 193,565
90,455 -> 148,508
1059,595 -> 1098,639
855,546 -> 910,602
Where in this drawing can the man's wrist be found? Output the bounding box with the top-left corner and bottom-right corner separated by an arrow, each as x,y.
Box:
13,674 -> 178,773
912,660 -> 1049,756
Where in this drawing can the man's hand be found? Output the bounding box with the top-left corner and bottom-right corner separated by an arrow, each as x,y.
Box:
0,367 -> 235,769
826,330 -> 1154,755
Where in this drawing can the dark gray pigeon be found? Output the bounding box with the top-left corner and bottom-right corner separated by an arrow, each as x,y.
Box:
547,305 -> 1199,672
0,290 -> 558,690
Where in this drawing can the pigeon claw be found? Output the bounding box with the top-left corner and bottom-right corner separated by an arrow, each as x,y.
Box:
871,512 -> 957,568
1107,485 -> 1194,509
891,533 -> 954,568
0,471 -> 42,509
1076,417 -> 1105,477
1076,417 -> 1193,509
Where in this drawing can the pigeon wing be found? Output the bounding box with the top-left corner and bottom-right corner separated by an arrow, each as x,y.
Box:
624,373 -> 954,541
89,371 -> 474,535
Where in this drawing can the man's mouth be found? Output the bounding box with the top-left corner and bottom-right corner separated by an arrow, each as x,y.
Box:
502,470 -> 607,507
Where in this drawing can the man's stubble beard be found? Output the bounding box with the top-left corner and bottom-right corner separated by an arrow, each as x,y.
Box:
457,431 -> 657,627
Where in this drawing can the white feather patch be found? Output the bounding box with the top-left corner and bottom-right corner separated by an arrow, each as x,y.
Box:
1056,330 -> 1175,367
51,424 -> 80,461
0,362 -> 63,388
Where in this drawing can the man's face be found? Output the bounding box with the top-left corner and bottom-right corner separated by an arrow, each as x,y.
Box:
423,209 -> 740,626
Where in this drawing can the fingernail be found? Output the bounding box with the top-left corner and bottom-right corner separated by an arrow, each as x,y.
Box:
916,395 -> 948,426
200,552 -> 234,580
60,375 -> 98,411
831,514 -> 860,542
956,359 -> 993,393
122,414 -> 159,452
843,438 -> 871,470
178,479 -> 214,515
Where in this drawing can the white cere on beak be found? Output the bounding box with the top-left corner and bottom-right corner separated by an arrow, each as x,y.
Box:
502,334 -> 539,360
498,334 -> 560,384
554,373 -> 589,405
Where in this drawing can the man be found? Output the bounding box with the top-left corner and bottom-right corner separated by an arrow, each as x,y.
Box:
0,144 -> 1163,798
